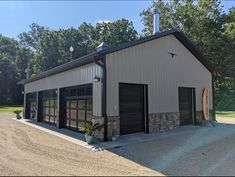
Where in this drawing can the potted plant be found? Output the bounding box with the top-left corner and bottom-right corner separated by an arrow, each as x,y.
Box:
80,121 -> 103,144
13,110 -> 22,119
111,129 -> 118,141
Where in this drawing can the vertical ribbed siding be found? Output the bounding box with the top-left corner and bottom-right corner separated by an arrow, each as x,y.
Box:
106,34 -> 213,116
93,81 -> 102,116
25,63 -> 102,117
25,63 -> 102,92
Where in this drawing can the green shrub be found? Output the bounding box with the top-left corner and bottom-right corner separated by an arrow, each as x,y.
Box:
13,109 -> 22,115
80,121 -> 103,136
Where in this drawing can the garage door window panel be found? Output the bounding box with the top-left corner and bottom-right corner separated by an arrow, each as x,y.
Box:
41,90 -> 57,125
63,85 -> 92,132
26,92 -> 37,119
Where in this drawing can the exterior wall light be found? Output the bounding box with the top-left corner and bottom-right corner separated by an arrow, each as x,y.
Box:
93,76 -> 101,82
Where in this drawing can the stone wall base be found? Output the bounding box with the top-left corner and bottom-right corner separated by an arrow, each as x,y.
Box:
91,116 -> 120,141
92,110 -> 215,141
149,112 -> 180,133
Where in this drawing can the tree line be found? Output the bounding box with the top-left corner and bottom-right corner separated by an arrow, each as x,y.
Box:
0,0 -> 234,110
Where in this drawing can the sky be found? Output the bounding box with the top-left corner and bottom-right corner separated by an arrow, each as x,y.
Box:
0,0 -> 234,39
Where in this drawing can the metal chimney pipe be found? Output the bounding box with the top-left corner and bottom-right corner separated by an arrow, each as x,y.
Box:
153,8 -> 160,34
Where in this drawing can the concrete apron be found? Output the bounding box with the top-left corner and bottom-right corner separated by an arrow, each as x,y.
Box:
13,118 -> 203,151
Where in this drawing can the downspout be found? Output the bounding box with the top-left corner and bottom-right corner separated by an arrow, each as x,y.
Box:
94,56 -> 108,141
23,88 -> 27,119
212,71 -> 216,122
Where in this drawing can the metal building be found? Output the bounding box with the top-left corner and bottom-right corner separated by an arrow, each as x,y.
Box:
19,29 -> 215,141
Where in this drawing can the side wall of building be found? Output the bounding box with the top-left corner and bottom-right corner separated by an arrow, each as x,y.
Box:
106,34 -> 213,128
24,63 -> 102,117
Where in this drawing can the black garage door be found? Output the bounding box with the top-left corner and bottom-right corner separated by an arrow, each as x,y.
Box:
26,93 -> 37,119
178,87 -> 195,125
62,84 -> 92,131
65,99 -> 92,131
119,84 -> 145,135
41,90 -> 57,124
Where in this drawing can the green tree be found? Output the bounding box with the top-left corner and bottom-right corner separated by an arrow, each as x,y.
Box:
0,53 -> 17,104
29,19 -> 138,72
0,34 -> 30,105
94,19 -> 138,47
18,23 -> 49,51
224,7 -> 235,77
140,0 -> 235,110
15,47 -> 32,80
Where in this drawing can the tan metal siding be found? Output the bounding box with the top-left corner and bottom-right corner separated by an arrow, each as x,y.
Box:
106,34 -> 213,116
25,63 -> 101,92
25,63 -> 102,116
93,81 -> 102,117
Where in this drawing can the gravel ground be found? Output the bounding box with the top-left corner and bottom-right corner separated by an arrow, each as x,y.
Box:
111,117 -> 235,176
2,112 -> 235,176
0,112 -> 160,176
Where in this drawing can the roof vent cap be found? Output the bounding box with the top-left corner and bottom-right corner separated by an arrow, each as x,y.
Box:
96,42 -> 110,52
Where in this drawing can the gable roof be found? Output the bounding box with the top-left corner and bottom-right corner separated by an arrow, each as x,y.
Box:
19,29 -> 213,85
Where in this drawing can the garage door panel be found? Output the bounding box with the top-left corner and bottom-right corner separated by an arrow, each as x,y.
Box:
62,85 -> 93,131
121,121 -> 144,127
121,120 -> 144,128
119,84 -> 145,135
43,115 -> 49,121
78,110 -> 85,120
120,105 -> 143,113
86,110 -> 93,120
70,109 -> 77,119
120,95 -> 143,102
120,112 -> 143,119
50,109 -> 55,115
179,87 -> 194,126
70,120 -> 77,128
78,100 -> 86,109
40,90 -> 57,125
45,108 -> 50,114
66,119 -> 69,127
121,124 -> 144,135
70,100 -> 77,108
50,117 -> 55,124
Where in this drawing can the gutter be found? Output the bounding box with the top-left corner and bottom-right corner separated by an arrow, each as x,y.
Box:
94,56 -> 108,142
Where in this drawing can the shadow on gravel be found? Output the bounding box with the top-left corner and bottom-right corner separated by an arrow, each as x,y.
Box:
25,119 -> 86,142
107,122 -> 235,176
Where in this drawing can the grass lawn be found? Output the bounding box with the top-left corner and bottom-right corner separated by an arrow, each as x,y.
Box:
216,111 -> 235,118
0,105 -> 23,113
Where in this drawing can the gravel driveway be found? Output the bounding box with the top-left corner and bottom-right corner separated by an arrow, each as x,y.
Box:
111,117 -> 235,176
0,113 -> 159,176
1,112 -> 235,176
